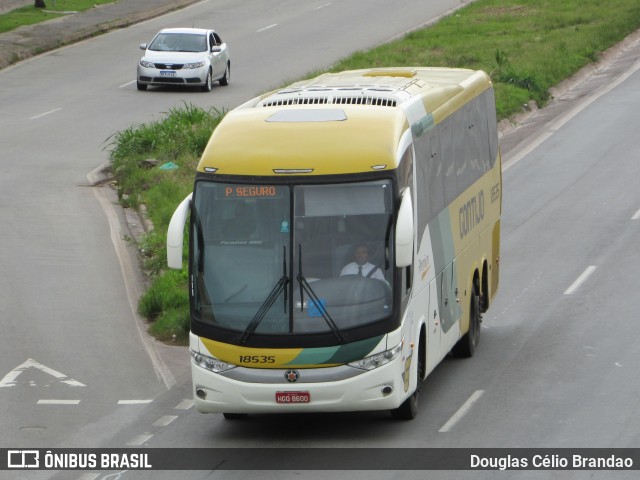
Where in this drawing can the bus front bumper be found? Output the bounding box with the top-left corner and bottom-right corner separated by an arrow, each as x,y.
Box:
191,358 -> 409,414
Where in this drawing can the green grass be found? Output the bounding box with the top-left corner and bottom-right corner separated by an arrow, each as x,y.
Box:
0,0 -> 117,34
107,104 -> 225,342
330,0 -> 640,117
105,0 -> 640,343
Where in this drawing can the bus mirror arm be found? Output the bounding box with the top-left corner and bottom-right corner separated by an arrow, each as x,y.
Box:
167,193 -> 193,269
395,189 -> 414,267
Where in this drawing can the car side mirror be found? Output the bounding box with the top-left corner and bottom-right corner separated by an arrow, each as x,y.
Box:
139,43 -> 147,50
211,46 -> 222,53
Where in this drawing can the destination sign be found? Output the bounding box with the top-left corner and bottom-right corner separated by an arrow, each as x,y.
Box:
223,186 -> 280,198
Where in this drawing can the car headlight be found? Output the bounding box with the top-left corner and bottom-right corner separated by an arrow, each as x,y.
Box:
183,61 -> 206,69
191,350 -> 236,373
139,59 -> 155,68
348,343 -> 403,371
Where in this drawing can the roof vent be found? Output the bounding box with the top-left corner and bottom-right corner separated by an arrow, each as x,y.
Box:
259,93 -> 397,108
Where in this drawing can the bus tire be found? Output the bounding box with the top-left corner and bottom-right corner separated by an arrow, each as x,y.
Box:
390,342 -> 424,420
453,287 -> 481,358
222,413 -> 248,420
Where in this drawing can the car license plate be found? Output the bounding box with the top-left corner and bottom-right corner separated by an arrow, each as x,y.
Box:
276,391 -> 310,404
160,71 -> 176,77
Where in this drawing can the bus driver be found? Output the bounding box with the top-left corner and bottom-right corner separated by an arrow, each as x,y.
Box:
340,244 -> 385,281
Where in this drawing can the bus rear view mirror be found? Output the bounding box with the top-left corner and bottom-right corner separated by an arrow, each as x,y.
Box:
167,193 -> 192,269
395,188 -> 413,267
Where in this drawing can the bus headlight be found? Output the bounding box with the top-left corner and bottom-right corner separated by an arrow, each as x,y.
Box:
348,343 -> 402,371
190,350 -> 236,373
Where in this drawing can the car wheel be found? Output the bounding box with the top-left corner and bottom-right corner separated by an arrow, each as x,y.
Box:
219,63 -> 230,86
201,70 -> 212,92
136,80 -> 147,91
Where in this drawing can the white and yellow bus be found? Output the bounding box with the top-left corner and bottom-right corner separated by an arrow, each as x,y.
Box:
167,67 -> 501,419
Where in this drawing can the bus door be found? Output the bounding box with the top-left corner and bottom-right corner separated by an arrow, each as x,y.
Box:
439,260 -> 461,345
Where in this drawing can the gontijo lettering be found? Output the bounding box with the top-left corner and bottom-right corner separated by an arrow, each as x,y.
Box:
459,190 -> 485,239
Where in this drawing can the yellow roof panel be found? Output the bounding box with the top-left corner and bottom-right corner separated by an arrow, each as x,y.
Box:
197,67 -> 492,175
198,106 -> 409,175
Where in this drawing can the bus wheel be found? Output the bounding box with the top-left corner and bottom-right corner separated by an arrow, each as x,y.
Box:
390,344 -> 423,420
223,413 -> 248,420
453,287 -> 481,357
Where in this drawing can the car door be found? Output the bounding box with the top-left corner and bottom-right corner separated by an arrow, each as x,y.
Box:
209,32 -> 228,79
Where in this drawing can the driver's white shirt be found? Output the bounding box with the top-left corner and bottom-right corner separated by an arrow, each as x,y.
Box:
340,262 -> 385,280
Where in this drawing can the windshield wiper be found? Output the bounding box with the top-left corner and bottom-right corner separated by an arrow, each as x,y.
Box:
240,246 -> 289,344
296,244 -> 345,343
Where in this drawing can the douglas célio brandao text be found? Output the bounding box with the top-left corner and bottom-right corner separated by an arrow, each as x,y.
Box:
470,454 -> 634,470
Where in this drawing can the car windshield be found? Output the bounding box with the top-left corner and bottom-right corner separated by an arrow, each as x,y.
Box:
149,32 -> 207,53
191,180 -> 395,339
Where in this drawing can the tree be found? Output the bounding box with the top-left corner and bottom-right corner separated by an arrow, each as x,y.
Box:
35,0 -> 46,8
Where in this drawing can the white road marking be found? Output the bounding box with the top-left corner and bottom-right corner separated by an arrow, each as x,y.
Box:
439,390 -> 484,432
312,2 -> 332,10
631,208 -> 640,220
126,433 -> 153,446
564,266 -> 597,295
29,107 -> 62,120
37,399 -> 81,405
175,399 -> 194,409
257,24 -> 278,33
153,415 -> 178,427
117,399 -> 153,405
119,79 -> 136,88
0,358 -> 86,387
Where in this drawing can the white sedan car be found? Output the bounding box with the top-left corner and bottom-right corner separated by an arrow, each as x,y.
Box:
137,28 -> 230,92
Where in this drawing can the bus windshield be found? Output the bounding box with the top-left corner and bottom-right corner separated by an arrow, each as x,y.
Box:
191,179 -> 395,339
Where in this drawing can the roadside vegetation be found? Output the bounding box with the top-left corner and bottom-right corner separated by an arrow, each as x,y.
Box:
105,0 -> 640,343
0,0 -> 115,34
